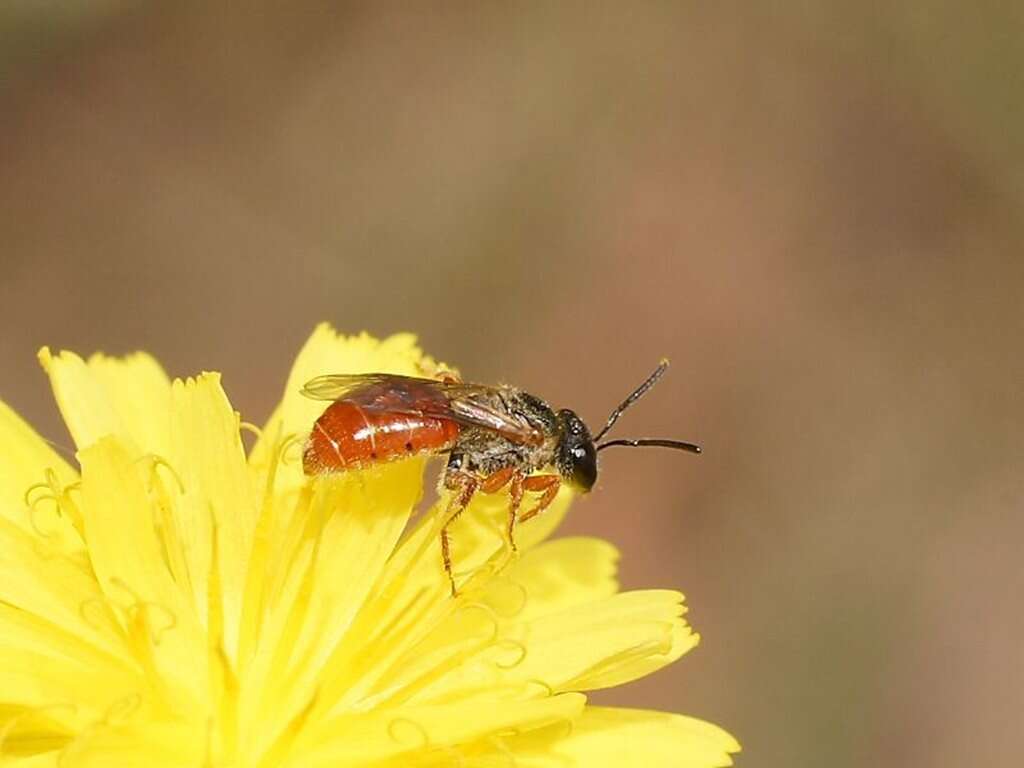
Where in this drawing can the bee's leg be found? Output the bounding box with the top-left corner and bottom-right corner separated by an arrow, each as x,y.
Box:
519,475 -> 561,525
479,468 -> 525,553
506,472 -> 525,552
440,469 -> 478,596
479,466 -> 515,493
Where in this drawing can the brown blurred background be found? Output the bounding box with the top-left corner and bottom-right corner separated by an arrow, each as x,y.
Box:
2,3 -> 1022,766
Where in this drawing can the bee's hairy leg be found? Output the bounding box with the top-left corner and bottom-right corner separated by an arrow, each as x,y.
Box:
479,466 -> 515,493
479,467 -> 525,554
519,475 -> 561,525
440,469 -> 478,597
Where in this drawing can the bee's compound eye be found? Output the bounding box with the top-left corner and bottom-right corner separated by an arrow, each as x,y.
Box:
556,409 -> 597,492
571,441 -> 597,492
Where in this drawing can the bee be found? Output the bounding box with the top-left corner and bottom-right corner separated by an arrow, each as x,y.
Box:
301,360 -> 699,595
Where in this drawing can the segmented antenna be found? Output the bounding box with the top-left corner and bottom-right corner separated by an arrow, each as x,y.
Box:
593,359 -> 670,442
593,360 -> 702,455
596,438 -> 701,454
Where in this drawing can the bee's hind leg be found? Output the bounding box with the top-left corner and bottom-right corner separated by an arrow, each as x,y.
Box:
440,469 -> 478,597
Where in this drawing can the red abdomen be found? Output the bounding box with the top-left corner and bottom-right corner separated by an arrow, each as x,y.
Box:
303,401 -> 460,474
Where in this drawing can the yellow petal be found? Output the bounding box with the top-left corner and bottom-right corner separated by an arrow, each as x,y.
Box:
509,590 -> 698,692
0,749 -> 66,766
326,537 -> 616,709
38,348 -> 171,455
237,462 -> 425,762
496,706 -> 739,768
447,483 -> 574,573
371,482 -> 579,624
85,351 -> 173,456
77,436 -> 207,710
0,599 -> 140,749
294,692 -> 586,768
0,518 -> 123,660
0,644 -> 135,734
307,486 -> 574,717
0,400 -> 81,549
403,588 -> 696,703
56,720 -> 201,768
165,373 -> 257,661
506,536 -> 620,618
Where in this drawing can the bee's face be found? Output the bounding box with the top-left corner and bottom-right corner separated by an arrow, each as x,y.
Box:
555,409 -> 597,492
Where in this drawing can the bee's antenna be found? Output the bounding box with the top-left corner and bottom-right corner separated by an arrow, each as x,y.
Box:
596,438 -> 701,454
593,359 -> 671,442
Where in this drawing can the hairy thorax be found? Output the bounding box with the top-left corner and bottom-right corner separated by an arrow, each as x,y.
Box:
447,387 -> 560,478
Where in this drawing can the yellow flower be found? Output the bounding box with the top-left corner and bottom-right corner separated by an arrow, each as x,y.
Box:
0,324 -> 739,767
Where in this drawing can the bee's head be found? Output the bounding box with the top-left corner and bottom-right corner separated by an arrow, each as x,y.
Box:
554,361 -> 703,494
555,409 -> 598,492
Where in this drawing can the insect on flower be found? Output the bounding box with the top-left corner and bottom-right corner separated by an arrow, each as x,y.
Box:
302,360 -> 700,594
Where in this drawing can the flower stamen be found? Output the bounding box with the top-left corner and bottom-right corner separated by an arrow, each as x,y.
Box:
277,434 -> 305,468
492,639 -> 528,671
27,492 -> 61,539
103,692 -> 143,726
388,716 -> 430,749
238,421 -> 263,445
23,468 -> 84,539
136,454 -> 186,495
78,596 -> 122,636
485,734 -> 520,767
456,602 -> 502,645
481,576 -> 529,620
524,679 -> 555,698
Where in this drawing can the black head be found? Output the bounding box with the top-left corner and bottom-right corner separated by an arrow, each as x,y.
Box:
556,360 -> 701,493
555,409 -> 598,492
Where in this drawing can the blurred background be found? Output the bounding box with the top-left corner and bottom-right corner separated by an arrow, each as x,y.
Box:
2,3 -> 1022,766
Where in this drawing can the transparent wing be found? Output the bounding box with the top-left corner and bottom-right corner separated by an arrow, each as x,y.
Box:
301,373 -> 407,401
301,373 -> 542,444
446,394 -> 542,444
